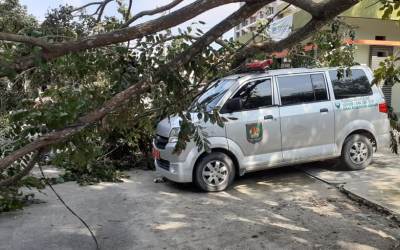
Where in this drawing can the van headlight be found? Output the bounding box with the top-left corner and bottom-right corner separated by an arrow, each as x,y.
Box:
169,127 -> 180,143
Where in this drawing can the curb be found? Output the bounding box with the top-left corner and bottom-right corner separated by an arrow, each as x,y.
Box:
298,167 -> 400,226
337,184 -> 400,226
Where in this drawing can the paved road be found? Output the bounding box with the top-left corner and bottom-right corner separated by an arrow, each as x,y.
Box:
1,166 -> 399,250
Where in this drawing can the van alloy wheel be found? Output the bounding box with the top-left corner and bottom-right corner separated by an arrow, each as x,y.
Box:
340,134 -> 373,171
195,152 -> 235,192
202,160 -> 228,186
349,141 -> 368,164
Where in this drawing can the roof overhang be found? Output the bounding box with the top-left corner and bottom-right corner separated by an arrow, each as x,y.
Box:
346,39 -> 400,47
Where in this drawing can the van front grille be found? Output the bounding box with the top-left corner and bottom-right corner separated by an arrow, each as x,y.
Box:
154,135 -> 168,149
157,159 -> 170,171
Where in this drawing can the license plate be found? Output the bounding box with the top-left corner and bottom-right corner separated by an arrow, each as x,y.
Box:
152,148 -> 160,160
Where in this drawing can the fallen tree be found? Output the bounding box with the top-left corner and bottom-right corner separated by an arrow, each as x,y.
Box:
0,0 -> 359,190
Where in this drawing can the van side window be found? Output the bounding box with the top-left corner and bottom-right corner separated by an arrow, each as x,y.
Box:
311,74 -> 328,101
278,74 -> 328,105
278,74 -> 315,105
232,79 -> 272,110
330,69 -> 373,100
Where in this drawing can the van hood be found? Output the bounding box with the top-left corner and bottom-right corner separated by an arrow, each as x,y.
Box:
156,114 -> 200,138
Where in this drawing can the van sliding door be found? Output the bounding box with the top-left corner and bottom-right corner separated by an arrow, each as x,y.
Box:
277,73 -> 335,163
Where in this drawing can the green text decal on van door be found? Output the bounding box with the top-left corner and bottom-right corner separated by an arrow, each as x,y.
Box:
335,96 -> 377,110
246,123 -> 263,143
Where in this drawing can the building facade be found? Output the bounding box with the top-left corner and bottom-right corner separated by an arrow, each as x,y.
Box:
234,1 -> 297,41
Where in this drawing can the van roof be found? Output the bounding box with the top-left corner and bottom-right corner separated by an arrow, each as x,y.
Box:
223,65 -> 370,81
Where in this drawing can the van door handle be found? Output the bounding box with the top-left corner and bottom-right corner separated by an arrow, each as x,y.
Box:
264,115 -> 274,120
320,108 -> 329,113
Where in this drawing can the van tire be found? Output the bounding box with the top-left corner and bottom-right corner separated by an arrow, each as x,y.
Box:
194,152 -> 235,192
341,134 -> 373,171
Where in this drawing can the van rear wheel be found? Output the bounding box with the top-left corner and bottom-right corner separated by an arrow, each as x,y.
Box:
194,152 -> 235,192
341,134 -> 373,170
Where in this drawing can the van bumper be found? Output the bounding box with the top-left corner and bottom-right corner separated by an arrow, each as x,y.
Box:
155,160 -> 193,183
153,141 -> 195,183
376,133 -> 391,151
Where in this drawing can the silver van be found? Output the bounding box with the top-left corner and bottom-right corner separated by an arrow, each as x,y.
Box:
153,66 -> 390,192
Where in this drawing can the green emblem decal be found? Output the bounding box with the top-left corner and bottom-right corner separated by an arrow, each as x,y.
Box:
246,123 -> 263,143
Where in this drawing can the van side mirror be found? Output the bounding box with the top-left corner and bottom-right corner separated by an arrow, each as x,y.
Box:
226,98 -> 243,112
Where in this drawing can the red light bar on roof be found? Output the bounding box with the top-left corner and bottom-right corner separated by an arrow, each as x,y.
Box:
245,59 -> 273,71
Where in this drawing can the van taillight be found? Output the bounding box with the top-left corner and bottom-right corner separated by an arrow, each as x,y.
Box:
379,102 -> 388,113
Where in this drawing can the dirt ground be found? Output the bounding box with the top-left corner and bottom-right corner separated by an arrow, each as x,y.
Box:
0,166 -> 399,250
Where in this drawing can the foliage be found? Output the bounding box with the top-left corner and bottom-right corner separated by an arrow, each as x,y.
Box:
373,55 -> 400,86
373,55 -> 400,153
378,0 -> 400,19
288,18 -> 356,71
0,0 -> 37,114
0,0 -> 44,212
367,0 -> 400,153
173,109 -> 227,154
0,0 -> 37,33
0,175 -> 45,212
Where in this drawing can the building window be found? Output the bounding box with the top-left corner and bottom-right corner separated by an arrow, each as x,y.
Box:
235,32 -> 240,38
266,7 -> 274,16
377,51 -> 386,57
375,36 -> 386,41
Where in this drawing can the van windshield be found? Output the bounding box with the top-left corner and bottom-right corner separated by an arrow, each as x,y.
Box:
189,79 -> 235,112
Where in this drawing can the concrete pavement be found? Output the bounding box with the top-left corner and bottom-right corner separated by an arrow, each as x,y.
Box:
1,166 -> 399,250
300,152 -> 400,219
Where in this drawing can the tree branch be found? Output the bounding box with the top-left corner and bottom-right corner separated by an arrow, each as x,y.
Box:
1,0 -> 246,75
96,0 -> 113,23
0,151 -> 40,187
122,0 -> 185,28
125,0 -> 133,22
284,0 -> 320,17
72,0 -> 111,12
171,0 -> 270,66
0,32 -> 54,50
157,34 -> 232,52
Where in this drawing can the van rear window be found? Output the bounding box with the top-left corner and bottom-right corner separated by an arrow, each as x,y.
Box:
330,69 -> 373,100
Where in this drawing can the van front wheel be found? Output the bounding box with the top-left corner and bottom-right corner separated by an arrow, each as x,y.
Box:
341,134 -> 373,170
194,152 -> 235,192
